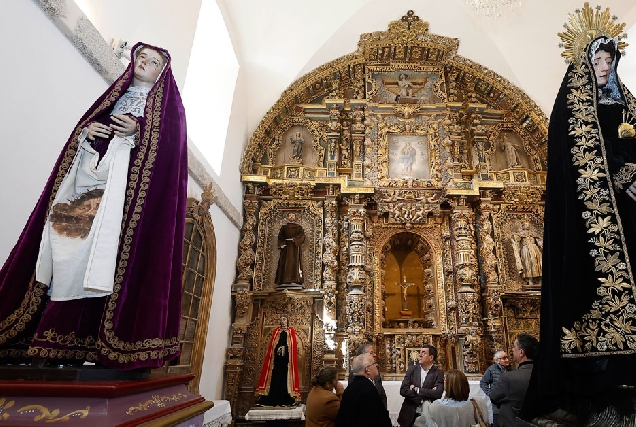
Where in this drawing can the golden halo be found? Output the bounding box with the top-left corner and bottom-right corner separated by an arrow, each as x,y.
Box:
558,2 -> 628,65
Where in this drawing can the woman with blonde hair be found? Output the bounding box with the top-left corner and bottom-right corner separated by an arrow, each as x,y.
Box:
305,366 -> 344,427
415,369 -> 489,427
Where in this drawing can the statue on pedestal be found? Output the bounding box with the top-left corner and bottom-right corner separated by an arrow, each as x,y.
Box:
254,316 -> 300,406
274,212 -> 305,290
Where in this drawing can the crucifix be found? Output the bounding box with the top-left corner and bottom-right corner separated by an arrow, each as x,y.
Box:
398,275 -> 415,317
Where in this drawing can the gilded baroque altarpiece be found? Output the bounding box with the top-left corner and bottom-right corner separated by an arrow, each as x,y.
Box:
226,11 -> 547,419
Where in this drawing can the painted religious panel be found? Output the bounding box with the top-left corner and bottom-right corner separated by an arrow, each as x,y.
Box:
367,71 -> 443,104
388,134 -> 430,180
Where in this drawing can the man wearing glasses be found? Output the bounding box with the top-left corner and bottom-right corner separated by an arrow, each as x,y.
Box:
397,344 -> 444,427
480,350 -> 514,427
348,343 -> 388,409
335,353 -> 392,426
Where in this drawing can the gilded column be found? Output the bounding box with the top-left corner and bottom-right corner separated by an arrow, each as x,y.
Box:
227,192 -> 259,414
326,105 -> 341,178
450,199 -> 484,373
233,195 -> 259,291
322,186 -> 340,362
351,106 -> 365,180
476,193 -> 505,355
345,196 -> 368,348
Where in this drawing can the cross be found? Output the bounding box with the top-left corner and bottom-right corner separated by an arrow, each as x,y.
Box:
398,277 -> 415,311
401,10 -> 419,30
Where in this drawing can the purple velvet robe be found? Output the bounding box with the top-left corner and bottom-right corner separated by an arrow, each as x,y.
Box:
0,42 -> 187,370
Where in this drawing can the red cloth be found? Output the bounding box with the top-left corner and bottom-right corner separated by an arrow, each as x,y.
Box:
255,326 -> 300,400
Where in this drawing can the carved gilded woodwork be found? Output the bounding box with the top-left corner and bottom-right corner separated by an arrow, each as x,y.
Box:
227,10 -> 548,419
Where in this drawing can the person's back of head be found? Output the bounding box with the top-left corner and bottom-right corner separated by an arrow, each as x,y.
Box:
312,365 -> 338,387
444,369 -> 470,401
352,353 -> 374,375
355,343 -> 374,356
516,333 -> 539,361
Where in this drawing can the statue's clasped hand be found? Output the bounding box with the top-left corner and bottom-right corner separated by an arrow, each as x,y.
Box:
111,114 -> 137,137
627,181 -> 636,201
87,121 -> 112,141
276,346 -> 286,356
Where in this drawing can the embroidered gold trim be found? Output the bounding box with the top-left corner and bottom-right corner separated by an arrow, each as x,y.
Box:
0,279 -> 45,345
614,163 -> 636,190
98,79 -> 180,364
560,58 -> 636,357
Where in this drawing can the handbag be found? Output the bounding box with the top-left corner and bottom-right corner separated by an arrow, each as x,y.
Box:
470,398 -> 489,427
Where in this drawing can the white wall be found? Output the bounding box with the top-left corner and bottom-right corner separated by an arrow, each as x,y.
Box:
217,66 -> 248,209
0,0 -> 108,262
199,204 -> 239,405
74,0 -> 201,89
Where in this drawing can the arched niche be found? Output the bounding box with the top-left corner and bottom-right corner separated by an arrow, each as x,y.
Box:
381,232 -> 437,328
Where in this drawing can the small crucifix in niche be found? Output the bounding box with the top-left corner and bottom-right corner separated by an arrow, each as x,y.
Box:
398,275 -> 415,317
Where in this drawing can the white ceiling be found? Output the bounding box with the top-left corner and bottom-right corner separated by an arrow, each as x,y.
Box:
74,0 -> 636,166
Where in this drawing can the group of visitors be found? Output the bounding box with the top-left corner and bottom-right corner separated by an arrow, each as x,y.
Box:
305,335 -> 538,427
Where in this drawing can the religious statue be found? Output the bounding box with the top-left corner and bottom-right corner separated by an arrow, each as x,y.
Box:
290,131 -> 304,161
500,133 -> 520,168
255,316 -> 301,406
340,140 -> 350,167
397,73 -> 415,98
328,139 -> 337,160
274,212 -> 305,288
511,225 -> 542,286
0,43 -> 187,370
399,141 -> 417,174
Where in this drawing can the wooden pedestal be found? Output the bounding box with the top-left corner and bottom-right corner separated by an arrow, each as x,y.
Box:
0,372 -> 213,426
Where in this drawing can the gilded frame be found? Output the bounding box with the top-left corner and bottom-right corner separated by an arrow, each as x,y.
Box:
371,224 -> 447,333
253,200 -> 324,291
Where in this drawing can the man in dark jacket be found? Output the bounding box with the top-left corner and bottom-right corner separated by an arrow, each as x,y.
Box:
336,353 -> 392,427
490,333 -> 539,426
480,350 -> 515,426
348,343 -> 388,409
397,344 -> 444,427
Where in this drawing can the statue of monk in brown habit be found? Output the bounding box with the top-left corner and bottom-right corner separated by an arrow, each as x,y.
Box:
274,212 -> 304,288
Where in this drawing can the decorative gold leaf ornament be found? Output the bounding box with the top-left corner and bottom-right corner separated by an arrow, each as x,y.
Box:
619,111 -> 636,139
558,2 -> 627,65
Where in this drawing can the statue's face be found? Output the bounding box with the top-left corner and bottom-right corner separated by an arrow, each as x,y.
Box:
280,317 -> 288,328
134,47 -> 165,84
287,213 -> 297,222
593,50 -> 612,86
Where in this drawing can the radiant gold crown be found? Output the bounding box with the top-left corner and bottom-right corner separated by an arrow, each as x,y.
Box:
558,2 -> 628,65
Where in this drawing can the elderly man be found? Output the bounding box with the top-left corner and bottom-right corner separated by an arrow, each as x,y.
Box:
490,333 -> 539,426
480,350 -> 515,427
397,344 -> 444,427
348,343 -> 387,408
336,353 -> 392,427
